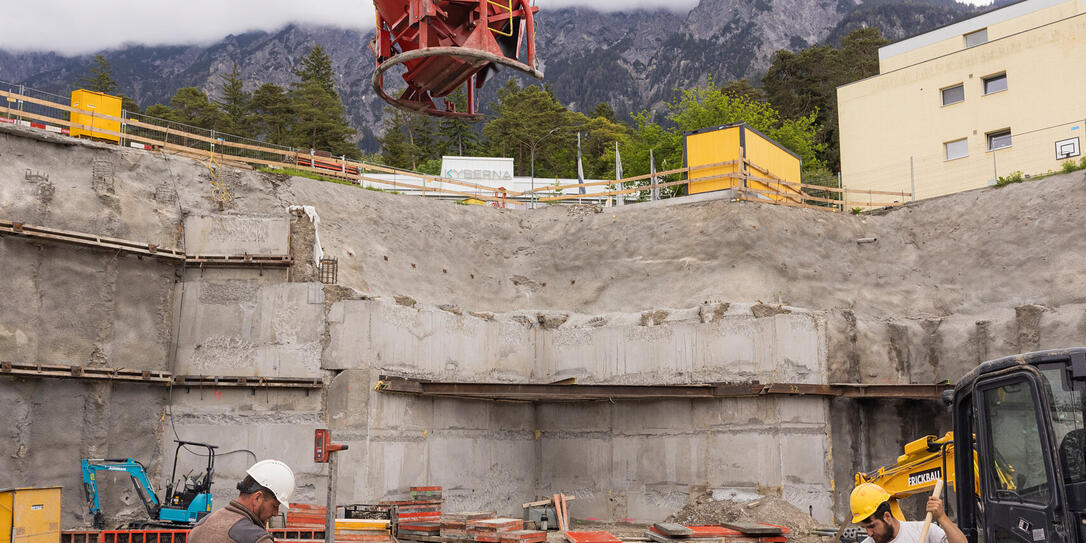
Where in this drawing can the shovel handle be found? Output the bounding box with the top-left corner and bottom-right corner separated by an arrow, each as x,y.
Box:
918,479 -> 945,543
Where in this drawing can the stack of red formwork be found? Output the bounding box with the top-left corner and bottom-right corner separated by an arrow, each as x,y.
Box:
281,503 -> 393,543
286,503 -> 329,529
470,518 -> 525,542
441,512 -> 496,540
382,487 -> 443,539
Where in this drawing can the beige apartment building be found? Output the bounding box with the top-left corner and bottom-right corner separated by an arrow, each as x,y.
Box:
837,0 -> 1086,201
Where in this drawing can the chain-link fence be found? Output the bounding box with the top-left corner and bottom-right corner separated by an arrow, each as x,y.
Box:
843,118 -> 1086,204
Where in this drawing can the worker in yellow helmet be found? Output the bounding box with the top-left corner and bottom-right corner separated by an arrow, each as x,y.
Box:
850,483 -> 966,543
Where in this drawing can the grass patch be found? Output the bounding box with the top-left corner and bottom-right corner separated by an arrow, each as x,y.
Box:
996,157 -> 1086,187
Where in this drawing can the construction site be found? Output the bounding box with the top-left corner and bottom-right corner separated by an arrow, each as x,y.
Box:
3,112 -> 1086,539
5,1 -> 1086,543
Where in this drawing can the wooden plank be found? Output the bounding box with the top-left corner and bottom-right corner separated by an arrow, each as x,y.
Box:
720,523 -> 781,536
652,523 -> 693,537
358,175 -> 501,202
522,165 -> 690,194
538,177 -> 693,202
525,160 -> 738,195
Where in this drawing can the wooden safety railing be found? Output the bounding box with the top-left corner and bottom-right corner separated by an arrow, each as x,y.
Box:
0,89 -> 513,202
533,156 -> 911,211
0,88 -> 911,210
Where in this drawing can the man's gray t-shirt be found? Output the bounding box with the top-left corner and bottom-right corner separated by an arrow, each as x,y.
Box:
862,521 -> 948,543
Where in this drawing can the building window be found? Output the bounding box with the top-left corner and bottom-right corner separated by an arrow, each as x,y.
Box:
965,28 -> 988,47
988,129 -> 1012,151
941,84 -> 965,106
946,138 -> 969,160
984,73 -> 1008,94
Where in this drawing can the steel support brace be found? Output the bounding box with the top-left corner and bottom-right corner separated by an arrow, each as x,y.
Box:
0,361 -> 322,389
0,218 -> 292,268
375,375 -> 951,402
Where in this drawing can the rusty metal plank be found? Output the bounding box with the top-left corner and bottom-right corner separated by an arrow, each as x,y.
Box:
172,375 -> 323,389
1,218 -> 292,268
0,361 -> 173,383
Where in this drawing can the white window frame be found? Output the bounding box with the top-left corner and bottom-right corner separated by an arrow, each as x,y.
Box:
987,129 -> 1012,151
945,138 -> 969,161
941,84 -> 965,106
983,73 -> 1008,95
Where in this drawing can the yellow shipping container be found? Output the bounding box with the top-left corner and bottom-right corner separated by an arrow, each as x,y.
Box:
70,89 -> 122,143
0,487 -> 62,543
684,123 -> 802,202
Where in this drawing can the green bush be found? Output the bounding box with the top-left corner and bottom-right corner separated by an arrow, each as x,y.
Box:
1063,159 -> 1079,173
996,170 -> 1025,187
850,207 -> 863,215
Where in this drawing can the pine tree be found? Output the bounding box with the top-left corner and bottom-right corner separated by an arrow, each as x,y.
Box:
290,78 -> 358,157
378,108 -> 418,169
168,87 -> 226,129
289,46 -> 359,157
215,63 -> 253,137
293,45 -> 336,95
251,83 -> 292,145
79,55 -> 119,94
438,89 -> 479,156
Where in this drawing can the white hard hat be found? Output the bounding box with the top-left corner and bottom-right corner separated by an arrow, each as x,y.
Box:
246,460 -> 295,507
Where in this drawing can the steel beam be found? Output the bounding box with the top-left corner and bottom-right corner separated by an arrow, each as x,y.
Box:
0,218 -> 292,268
0,361 -> 322,389
376,376 -> 951,402
0,361 -> 172,383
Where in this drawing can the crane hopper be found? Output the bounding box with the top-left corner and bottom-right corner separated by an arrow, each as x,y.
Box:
370,0 -> 543,120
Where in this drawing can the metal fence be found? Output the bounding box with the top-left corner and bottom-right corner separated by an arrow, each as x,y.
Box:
0,80 -> 71,125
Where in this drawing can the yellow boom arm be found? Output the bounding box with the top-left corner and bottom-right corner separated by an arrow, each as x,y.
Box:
854,432 -> 1012,520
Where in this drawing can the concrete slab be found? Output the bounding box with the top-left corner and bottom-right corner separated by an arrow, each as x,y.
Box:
175,281 -> 324,377
183,214 -> 290,255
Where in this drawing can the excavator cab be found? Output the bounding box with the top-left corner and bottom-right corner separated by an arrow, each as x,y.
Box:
160,440 -> 217,524
952,349 -> 1086,543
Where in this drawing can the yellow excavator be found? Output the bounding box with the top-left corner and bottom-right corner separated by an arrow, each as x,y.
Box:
848,348 -> 1086,543
852,431 -> 1016,521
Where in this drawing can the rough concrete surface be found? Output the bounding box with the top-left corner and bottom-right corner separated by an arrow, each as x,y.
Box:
3,124 -> 1086,529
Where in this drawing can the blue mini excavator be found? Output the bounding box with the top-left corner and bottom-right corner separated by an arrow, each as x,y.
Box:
81,440 -> 217,529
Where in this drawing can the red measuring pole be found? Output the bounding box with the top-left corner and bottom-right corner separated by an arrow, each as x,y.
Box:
315,429 -> 349,543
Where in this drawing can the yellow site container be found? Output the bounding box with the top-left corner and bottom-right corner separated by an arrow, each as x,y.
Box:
70,89 -> 122,143
684,123 -> 802,201
1,487 -> 62,543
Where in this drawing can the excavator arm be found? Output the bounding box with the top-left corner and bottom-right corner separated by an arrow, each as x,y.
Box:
81,458 -> 161,528
854,431 -> 1014,520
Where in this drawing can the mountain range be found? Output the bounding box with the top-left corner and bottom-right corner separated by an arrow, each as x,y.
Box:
0,0 -> 995,151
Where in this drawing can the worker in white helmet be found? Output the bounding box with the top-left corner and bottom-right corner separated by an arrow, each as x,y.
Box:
190,460 -> 296,543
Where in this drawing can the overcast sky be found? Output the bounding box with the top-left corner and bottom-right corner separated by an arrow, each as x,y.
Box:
1,0 -> 713,56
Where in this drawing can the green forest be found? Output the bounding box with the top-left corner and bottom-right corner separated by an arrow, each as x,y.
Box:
80,28 -> 888,191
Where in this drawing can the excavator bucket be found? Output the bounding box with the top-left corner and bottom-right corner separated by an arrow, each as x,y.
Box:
371,0 -> 543,120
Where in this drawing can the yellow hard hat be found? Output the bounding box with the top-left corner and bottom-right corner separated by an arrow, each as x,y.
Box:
850,483 -> 891,523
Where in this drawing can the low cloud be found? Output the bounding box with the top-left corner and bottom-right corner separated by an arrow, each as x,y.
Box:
2,0 -> 698,56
